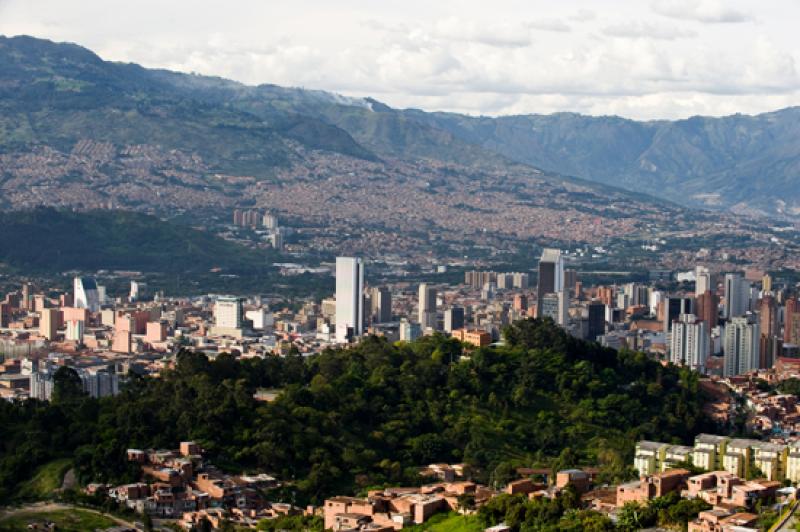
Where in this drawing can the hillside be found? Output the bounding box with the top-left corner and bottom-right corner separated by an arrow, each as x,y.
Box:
0,208 -> 276,274
401,109 -> 800,217
0,319 -> 713,503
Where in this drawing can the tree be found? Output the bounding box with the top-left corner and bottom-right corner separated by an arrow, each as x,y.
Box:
51,366 -> 85,403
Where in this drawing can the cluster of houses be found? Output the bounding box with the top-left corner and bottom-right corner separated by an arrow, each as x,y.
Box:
634,434 -> 800,482
86,442 -> 298,530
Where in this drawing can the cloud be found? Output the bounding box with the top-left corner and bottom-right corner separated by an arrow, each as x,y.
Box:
602,21 -> 698,40
651,0 -> 753,23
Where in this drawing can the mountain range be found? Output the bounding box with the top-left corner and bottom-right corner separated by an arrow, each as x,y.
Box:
1,35 -> 799,222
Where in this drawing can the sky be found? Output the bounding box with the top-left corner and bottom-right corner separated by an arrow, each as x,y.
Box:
1,0 -> 799,120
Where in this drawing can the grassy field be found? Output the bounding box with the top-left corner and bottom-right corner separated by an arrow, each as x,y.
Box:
406,513 -> 483,532
0,508 -> 116,531
13,459 -> 72,501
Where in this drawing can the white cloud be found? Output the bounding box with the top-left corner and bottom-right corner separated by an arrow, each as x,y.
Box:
651,0 -> 753,23
0,0 -> 797,120
602,21 -> 698,40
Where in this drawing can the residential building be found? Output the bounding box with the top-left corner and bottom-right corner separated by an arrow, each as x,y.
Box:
670,314 -> 709,372
723,316 -> 760,377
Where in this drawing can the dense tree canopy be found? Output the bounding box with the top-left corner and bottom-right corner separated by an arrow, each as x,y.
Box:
0,319 -> 713,504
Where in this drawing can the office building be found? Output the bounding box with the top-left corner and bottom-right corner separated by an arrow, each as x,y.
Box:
214,296 -> 243,329
724,316 -> 760,377
418,283 -> 437,330
695,290 -> 719,337
336,257 -> 364,343
369,287 -> 392,324
73,276 -> 100,313
670,314 -> 709,372
537,248 -> 564,317
662,297 -> 693,334
444,307 -> 465,333
695,266 -> 712,296
587,301 -> 605,341
399,318 -> 421,342
66,319 -> 85,343
724,273 -> 750,319
39,308 -> 59,340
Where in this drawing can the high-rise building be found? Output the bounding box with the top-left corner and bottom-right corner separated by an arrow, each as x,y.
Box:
444,307 -> 465,333
695,290 -> 719,337
537,248 -> 564,317
587,301 -> 605,341
39,308 -> 59,340
786,298 -> 800,345
263,213 -> 278,230
758,296 -> 779,339
73,276 -> 100,313
336,257 -> 364,343
0,302 -> 10,327
762,274 -> 773,294
670,314 -> 709,372
695,266 -> 712,296
418,283 -> 437,330
564,269 -> 578,296
723,316 -> 760,377
399,318 -> 421,342
662,297 -> 693,334
214,296 -> 244,329
724,273 -> 750,319
129,280 -> 146,302
512,272 -> 530,289
369,287 -> 392,324
21,282 -> 32,311
513,294 -> 528,312
66,319 -> 85,343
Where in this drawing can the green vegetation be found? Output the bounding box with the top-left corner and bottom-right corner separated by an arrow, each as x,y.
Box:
13,459 -> 71,501
0,508 -> 117,531
0,208 -> 277,274
406,512 -> 482,532
256,514 -> 324,531
477,490 -> 615,532
0,319 -> 712,507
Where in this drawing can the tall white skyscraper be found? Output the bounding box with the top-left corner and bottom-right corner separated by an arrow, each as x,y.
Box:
670,314 -> 709,372
724,273 -> 750,319
73,276 -> 100,313
418,283 -> 437,330
336,257 -> 364,343
723,316 -> 760,377
695,266 -> 711,295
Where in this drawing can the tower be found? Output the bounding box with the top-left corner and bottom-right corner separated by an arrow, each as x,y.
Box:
336,257 -> 364,343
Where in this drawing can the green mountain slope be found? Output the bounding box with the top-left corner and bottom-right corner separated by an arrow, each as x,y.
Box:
0,208 -> 276,274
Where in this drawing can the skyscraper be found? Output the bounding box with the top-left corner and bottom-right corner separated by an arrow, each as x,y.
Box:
723,316 -> 760,377
724,273 -> 750,319
670,314 -> 709,372
444,307 -> 465,333
336,257 -> 364,343
695,266 -> 711,296
786,298 -> 800,345
418,283 -> 437,330
369,286 -> 392,324
39,308 -> 59,340
537,248 -> 564,317
695,290 -> 719,337
73,276 -> 100,313
662,297 -> 693,334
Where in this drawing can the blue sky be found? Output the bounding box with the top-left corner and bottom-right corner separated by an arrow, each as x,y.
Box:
1,0 -> 798,119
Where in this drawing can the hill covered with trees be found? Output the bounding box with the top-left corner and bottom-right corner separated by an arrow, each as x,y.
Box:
0,319 -> 714,504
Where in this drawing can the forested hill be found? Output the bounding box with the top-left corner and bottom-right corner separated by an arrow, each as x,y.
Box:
0,319 -> 714,503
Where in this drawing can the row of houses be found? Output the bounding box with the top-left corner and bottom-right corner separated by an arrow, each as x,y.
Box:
634,433 -> 800,482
